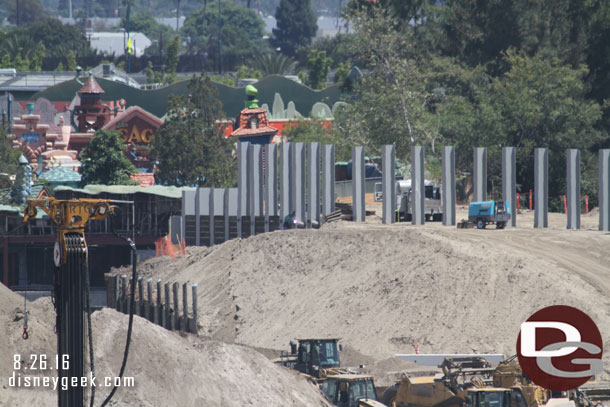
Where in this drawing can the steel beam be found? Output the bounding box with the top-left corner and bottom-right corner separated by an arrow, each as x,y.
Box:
441,146 -> 456,226
599,149 -> 610,231
502,147 -> 516,227
566,149 -> 581,230
352,146 -> 366,222
322,144 -> 335,217
265,143 -> 278,232
382,145 -> 396,224
308,142 -> 320,227
411,146 -> 425,225
534,148 -> 548,228
293,142 -> 306,223
473,147 -> 487,202
248,144 -> 263,236
237,141 -> 250,237
280,142 -> 292,228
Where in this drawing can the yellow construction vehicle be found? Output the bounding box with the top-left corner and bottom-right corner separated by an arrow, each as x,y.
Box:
320,374 -> 387,407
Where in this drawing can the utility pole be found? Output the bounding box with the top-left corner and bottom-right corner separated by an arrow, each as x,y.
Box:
176,0 -> 181,31
126,1 -> 131,73
218,0 -> 222,75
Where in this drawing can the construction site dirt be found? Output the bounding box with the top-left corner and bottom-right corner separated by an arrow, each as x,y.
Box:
1,207 -> 609,406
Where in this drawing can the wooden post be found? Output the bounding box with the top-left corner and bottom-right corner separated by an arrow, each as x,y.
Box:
192,283 -> 198,334
156,279 -> 162,325
164,282 -> 170,329
172,282 -> 179,331
137,276 -> 143,317
114,275 -> 120,311
182,283 -> 188,332
121,275 -> 127,314
147,278 -> 153,322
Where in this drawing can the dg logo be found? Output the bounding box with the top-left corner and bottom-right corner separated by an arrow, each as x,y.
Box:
517,305 -> 603,391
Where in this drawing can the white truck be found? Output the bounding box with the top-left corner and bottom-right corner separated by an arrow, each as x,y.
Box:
374,179 -> 443,221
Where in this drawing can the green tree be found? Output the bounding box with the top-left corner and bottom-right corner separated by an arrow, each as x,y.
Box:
284,118 -> 352,161
66,50 -> 77,71
235,64 -> 263,81
181,1 -> 266,67
164,35 -> 179,83
29,43 -> 45,71
152,72 -> 236,187
79,130 -> 138,186
0,126 -> 21,175
4,0 -> 46,25
305,49 -> 332,89
145,61 -> 155,84
272,0 -> 318,57
249,53 -> 296,76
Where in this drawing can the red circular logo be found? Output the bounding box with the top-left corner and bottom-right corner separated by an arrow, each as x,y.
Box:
516,305 -> 603,391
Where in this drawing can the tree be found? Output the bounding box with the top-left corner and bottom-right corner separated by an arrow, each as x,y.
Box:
181,1 -> 266,68
29,43 -> 45,71
305,49 -> 332,89
151,72 -> 236,187
66,50 -> 77,71
164,35 -> 179,83
249,53 -> 296,76
272,0 -> 318,57
79,130 -> 138,186
4,0 -> 46,25
0,126 -> 21,175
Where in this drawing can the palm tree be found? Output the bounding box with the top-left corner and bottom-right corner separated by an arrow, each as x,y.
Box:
250,53 -> 296,76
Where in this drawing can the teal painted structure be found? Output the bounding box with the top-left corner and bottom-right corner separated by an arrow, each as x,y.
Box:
31,75 -> 343,119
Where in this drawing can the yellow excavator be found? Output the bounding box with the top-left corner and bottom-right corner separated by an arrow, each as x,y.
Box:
380,356 -> 581,407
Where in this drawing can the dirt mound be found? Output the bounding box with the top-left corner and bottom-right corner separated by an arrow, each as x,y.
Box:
0,283 -> 330,406
140,221 -> 610,381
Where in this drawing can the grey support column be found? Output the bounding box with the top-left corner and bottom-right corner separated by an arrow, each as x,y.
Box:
209,187 -> 215,246
599,149 -> 610,231
237,141 -> 250,238
473,147 -> 487,202
223,188 -> 229,241
534,148 -> 548,228
411,145 -> 425,225
441,146 -> 456,226
566,149 -> 581,230
502,147 -> 517,227
248,144 -> 263,236
322,144 -> 335,217
265,143 -> 278,232
352,146 -> 366,222
382,145 -> 396,224
195,186 -> 201,246
293,142 -> 306,223
280,142 -> 292,228
308,142 -> 320,227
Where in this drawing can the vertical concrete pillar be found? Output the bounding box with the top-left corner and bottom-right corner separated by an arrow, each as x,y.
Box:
566,149 -> 581,230
352,146 -> 366,222
280,142 -> 292,228
237,141 -> 250,238
441,146 -> 456,226
534,148 -> 548,228
502,147 -> 517,227
322,144 -> 335,217
195,186 -> 201,246
473,147 -> 487,202
308,142 -> 320,227
293,142 -> 306,223
248,144 -> 263,236
198,188 -> 211,245
223,188 -> 229,242
382,145 -> 396,224
209,187 -> 215,246
411,146 -> 425,225
265,143 -> 278,232
599,149 -> 610,231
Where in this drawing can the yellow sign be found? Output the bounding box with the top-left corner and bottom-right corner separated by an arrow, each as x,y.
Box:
127,38 -> 133,54
119,126 -> 154,144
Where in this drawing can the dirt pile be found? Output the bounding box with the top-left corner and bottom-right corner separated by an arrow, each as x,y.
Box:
140,219 -> 610,381
0,283 -> 330,406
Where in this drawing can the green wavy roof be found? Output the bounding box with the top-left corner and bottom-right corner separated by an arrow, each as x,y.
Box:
31,75 -> 342,119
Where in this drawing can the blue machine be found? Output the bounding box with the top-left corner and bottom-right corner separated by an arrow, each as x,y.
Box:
468,200 -> 511,229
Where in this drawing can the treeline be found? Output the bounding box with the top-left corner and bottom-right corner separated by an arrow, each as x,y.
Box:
289,0 -> 610,208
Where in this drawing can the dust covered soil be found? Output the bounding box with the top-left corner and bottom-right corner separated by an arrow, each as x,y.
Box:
0,286 -> 331,406
138,210 -> 610,382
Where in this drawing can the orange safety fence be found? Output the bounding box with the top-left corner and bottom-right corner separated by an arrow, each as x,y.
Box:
155,235 -> 187,258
